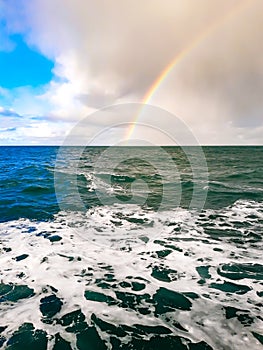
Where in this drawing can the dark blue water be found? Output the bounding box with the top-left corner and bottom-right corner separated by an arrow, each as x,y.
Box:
0,146 -> 262,349
1,146 -> 262,221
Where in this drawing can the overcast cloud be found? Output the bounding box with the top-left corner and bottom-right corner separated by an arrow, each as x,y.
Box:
1,0 -> 263,144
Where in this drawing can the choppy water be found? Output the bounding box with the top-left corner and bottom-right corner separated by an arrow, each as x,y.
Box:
0,146 -> 262,349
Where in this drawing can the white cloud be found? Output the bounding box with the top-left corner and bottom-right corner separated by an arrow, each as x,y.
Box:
1,0 -> 263,144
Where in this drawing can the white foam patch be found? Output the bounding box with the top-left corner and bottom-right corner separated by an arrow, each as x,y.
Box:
0,200 -> 262,349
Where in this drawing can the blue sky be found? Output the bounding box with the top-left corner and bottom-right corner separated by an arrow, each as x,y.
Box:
0,34 -> 54,89
0,36 -> 61,144
0,2 -> 78,145
0,0 -> 263,145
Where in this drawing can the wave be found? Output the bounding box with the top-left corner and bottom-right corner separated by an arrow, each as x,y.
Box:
21,185 -> 53,194
226,169 -> 261,180
0,199 -> 262,349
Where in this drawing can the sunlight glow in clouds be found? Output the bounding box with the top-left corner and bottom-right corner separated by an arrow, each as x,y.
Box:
0,0 -> 262,145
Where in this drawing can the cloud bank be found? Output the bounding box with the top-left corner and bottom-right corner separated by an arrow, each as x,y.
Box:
1,0 -> 263,144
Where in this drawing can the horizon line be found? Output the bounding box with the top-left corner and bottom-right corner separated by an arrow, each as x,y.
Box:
0,144 -> 262,147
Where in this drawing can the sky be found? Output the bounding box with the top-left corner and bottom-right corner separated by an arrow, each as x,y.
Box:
0,0 -> 263,145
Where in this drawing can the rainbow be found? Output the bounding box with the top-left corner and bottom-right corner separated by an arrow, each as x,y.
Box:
126,0 -> 253,140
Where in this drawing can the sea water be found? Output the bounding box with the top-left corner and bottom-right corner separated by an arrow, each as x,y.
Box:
0,146 -> 262,349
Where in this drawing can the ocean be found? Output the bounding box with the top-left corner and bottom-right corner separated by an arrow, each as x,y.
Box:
0,146 -> 262,349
